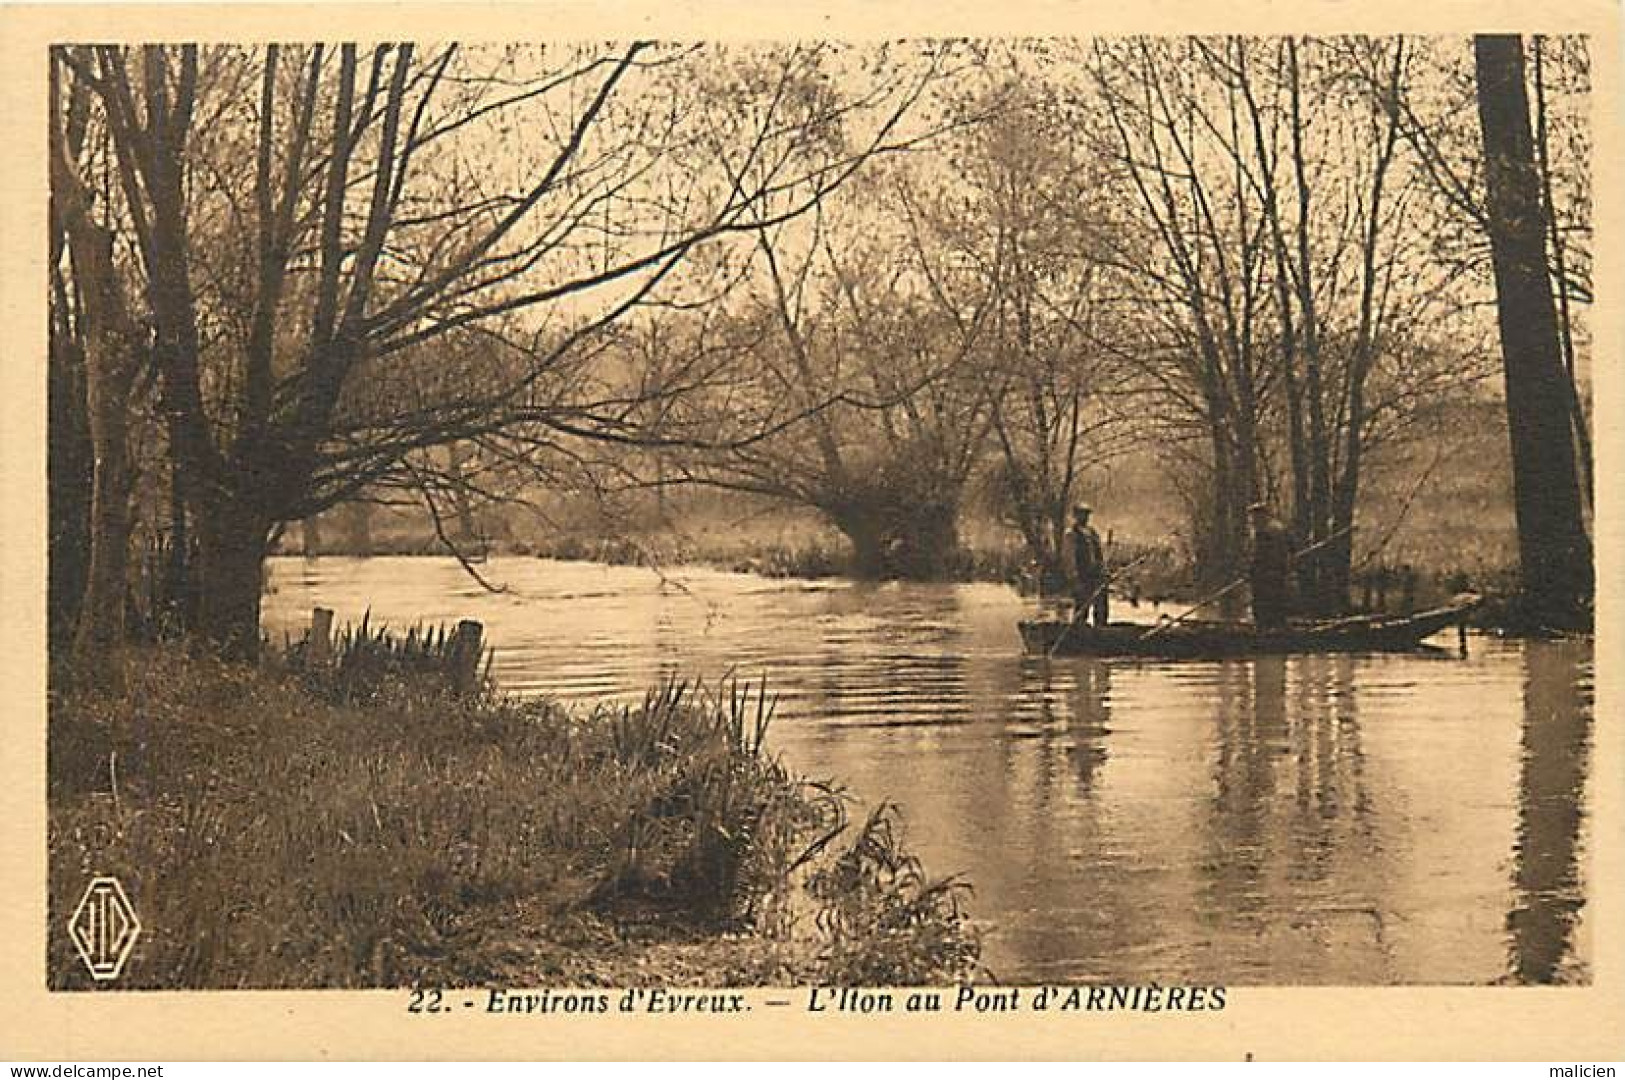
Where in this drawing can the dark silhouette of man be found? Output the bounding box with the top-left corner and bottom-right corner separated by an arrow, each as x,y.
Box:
1070,504 -> 1108,627
1249,502 -> 1291,630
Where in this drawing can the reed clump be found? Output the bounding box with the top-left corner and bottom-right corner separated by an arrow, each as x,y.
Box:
49,643 -> 978,989
281,611 -> 494,704
809,804 -> 980,985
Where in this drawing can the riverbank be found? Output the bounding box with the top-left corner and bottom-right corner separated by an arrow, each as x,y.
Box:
49,646 -> 979,989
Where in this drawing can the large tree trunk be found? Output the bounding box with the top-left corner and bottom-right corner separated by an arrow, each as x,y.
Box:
52,54 -> 142,662
1193,426 -> 1249,592
195,501 -> 272,660
830,501 -> 962,580
833,514 -> 888,580
1473,35 -> 1594,629
885,503 -> 961,580
48,63 -> 93,650
995,456 -> 1068,594
164,455 -> 196,631
48,285 -> 93,648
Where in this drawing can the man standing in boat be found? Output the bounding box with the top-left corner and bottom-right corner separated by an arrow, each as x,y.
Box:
1070,504 -> 1109,626
1248,502 -> 1291,630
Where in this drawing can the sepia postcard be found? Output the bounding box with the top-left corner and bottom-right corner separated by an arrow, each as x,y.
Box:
0,0 -> 1620,1062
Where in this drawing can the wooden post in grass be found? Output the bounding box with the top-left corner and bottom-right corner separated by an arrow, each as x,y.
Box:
310,607 -> 334,664
449,619 -> 485,695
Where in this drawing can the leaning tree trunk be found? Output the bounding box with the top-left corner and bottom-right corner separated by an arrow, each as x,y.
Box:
1473,35 -> 1594,629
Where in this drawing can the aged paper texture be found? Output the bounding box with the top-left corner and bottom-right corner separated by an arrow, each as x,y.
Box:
0,0 -> 1620,1061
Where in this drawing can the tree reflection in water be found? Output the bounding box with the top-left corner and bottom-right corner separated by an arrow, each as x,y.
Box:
1508,639 -> 1592,983
1197,655 -> 1392,980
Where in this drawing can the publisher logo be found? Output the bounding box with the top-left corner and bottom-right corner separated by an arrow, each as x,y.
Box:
68,876 -> 140,981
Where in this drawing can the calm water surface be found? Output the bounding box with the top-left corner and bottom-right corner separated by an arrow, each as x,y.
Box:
264,556 -> 1593,985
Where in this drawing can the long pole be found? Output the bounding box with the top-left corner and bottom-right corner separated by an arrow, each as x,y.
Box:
1046,550 -> 1157,659
1141,524 -> 1356,641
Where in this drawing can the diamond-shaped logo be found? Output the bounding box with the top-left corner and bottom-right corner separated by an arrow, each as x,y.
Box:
68,876 -> 140,981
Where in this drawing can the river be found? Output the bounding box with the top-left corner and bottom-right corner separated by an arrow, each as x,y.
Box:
263,555 -> 1593,986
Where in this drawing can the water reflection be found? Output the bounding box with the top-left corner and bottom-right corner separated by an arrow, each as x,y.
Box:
262,557 -> 1593,985
1204,661 -> 1282,944
1508,640 -> 1592,983
1067,661 -> 1113,790
1190,657 -> 1392,981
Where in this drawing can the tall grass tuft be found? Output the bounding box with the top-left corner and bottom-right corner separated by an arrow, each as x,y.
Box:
808,803 -> 981,985
591,677 -> 818,928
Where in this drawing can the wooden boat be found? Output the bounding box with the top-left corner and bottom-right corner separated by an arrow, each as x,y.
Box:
1019,594 -> 1482,659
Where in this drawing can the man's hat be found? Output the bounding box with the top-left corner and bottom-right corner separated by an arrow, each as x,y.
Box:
1074,503 -> 1092,516
1248,501 -> 1270,514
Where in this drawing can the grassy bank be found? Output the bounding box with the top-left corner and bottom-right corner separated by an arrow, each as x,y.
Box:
49,647 -> 979,989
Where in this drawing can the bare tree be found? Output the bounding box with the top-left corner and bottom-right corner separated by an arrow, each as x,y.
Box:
895,85 -> 1134,590
53,41 -> 949,654
1473,34 -> 1593,628
1089,36 -> 1495,604
1090,39 -> 1277,586
1225,36 -> 1416,612
662,178 -> 999,578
